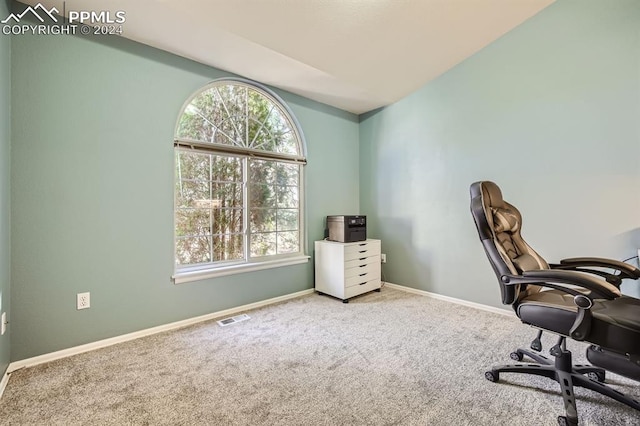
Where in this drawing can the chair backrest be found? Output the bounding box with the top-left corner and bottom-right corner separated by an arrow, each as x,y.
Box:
470,181 -> 549,304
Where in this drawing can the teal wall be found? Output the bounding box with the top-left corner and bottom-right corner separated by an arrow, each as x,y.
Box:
7,0 -> 640,361
0,0 -> 11,375
11,30 -> 359,360
360,0 -> 640,307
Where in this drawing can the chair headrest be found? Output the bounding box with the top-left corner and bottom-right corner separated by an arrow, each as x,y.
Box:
483,181 -> 505,209
492,208 -> 519,233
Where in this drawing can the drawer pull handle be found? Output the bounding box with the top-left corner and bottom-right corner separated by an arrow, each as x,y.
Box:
359,273 -> 368,277
359,282 -> 367,285
359,257 -> 366,261
359,264 -> 366,268
358,250 -> 367,253
359,243 -> 367,246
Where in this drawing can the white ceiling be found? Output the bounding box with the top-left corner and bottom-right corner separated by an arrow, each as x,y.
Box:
22,0 -> 555,114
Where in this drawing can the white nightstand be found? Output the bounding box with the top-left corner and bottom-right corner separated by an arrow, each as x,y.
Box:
314,239 -> 381,303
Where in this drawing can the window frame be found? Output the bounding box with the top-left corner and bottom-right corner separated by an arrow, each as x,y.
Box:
172,78 -> 309,284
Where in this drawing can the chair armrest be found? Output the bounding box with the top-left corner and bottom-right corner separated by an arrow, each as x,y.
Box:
558,257 -> 640,280
549,263 -> 623,287
502,269 -> 621,300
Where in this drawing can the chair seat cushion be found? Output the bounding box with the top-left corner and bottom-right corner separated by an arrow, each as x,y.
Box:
517,291 -> 640,355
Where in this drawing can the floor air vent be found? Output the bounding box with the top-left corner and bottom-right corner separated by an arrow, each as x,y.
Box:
217,313 -> 250,327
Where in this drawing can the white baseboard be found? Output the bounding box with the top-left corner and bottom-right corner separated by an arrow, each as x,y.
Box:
7,288 -> 315,374
0,367 -> 9,399
383,282 -> 515,317
4,284 -> 509,379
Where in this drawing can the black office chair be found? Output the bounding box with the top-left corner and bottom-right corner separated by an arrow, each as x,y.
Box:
469,181 -> 640,425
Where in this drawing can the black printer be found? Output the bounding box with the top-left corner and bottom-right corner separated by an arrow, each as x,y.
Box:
326,215 -> 366,243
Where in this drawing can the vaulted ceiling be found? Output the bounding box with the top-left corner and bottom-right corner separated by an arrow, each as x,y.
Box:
20,0 -> 556,114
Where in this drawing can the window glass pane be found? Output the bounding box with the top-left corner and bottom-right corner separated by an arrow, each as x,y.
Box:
177,151 -> 210,181
251,208 -> 276,233
248,93 -> 271,123
212,208 -> 243,235
277,186 -> 299,208
277,209 -> 298,232
247,91 -> 273,149
250,97 -> 285,153
176,209 -> 210,237
217,85 -> 247,117
274,131 -> 298,156
249,159 -> 276,183
176,237 -> 211,266
213,234 -> 243,261
277,231 -> 299,254
213,117 -> 241,146
177,93 -> 216,142
175,150 -> 245,267
249,184 -> 276,208
215,86 -> 246,146
212,123 -> 236,145
175,180 -> 210,208
268,110 -> 297,155
212,156 -> 243,182
249,126 -> 274,151
212,183 -> 242,208
274,163 -> 299,186
251,232 -> 276,257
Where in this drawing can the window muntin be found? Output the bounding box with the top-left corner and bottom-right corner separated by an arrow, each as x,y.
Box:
176,81 -> 302,158
174,79 -> 305,274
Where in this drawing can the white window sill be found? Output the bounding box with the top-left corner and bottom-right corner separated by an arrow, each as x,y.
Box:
173,255 -> 311,284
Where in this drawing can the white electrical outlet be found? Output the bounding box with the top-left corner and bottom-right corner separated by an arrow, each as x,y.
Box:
77,292 -> 90,310
381,253 -> 387,263
1,312 -> 6,335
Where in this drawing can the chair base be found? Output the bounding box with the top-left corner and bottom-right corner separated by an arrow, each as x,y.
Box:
485,346 -> 640,425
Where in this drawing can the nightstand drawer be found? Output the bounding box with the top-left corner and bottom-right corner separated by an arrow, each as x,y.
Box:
344,246 -> 377,261
345,267 -> 381,287
344,255 -> 380,270
344,240 -> 380,256
345,261 -> 380,279
344,279 -> 381,298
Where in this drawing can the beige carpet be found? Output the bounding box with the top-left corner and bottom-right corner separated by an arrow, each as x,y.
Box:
0,287 -> 638,425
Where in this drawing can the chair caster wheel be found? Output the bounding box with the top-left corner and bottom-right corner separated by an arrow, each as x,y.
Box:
484,371 -> 499,382
557,415 -> 578,426
509,351 -> 523,361
586,371 -> 605,382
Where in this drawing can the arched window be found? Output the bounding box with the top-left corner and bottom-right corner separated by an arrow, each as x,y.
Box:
173,79 -> 307,282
